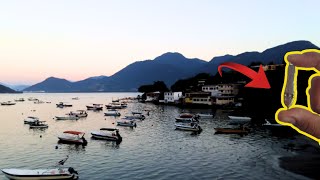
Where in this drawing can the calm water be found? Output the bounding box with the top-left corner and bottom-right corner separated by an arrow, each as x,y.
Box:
0,93 -> 316,179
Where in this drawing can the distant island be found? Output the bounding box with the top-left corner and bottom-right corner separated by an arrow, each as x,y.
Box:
23,40 -> 319,92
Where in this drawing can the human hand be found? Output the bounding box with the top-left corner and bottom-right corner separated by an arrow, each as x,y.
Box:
276,50 -> 320,141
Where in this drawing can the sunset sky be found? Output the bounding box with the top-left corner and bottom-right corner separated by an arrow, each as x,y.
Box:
1,0 -> 319,85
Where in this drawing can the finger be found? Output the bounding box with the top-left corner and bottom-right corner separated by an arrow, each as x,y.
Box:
309,76 -> 320,113
278,108 -> 320,139
288,52 -> 320,71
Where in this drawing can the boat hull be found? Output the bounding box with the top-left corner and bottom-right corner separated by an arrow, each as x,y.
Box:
91,132 -> 119,141
175,123 -> 201,132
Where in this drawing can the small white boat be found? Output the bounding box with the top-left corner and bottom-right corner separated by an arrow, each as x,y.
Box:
91,128 -> 122,142
175,122 -> 202,132
24,116 -> 39,124
86,104 -> 103,111
34,100 -> 45,104
1,156 -> 79,180
71,97 -> 79,100
175,113 -> 198,122
58,131 -> 87,145
1,167 -> 79,180
105,103 -> 122,109
1,101 -> 16,106
117,119 -> 137,127
66,110 -> 88,118
28,97 -> 38,101
196,113 -> 214,118
29,121 -> 48,129
55,115 -> 80,120
104,110 -> 121,116
14,98 -> 25,102
228,116 -> 251,125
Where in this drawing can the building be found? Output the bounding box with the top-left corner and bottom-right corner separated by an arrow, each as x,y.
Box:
164,92 -> 182,104
202,83 -> 240,96
184,92 -> 212,106
212,95 -> 235,105
251,64 -> 284,71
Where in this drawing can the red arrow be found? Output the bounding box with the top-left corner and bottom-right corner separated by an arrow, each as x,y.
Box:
218,62 -> 271,89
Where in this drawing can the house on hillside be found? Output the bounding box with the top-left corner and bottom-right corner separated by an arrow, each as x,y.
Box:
163,92 -> 182,104
184,92 -> 212,106
202,83 -> 240,96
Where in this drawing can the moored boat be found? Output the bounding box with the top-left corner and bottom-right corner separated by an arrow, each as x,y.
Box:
175,122 -> 202,132
214,127 -> 249,135
117,119 -> 137,127
67,110 -> 88,118
55,115 -> 80,120
124,114 -> 145,120
58,131 -> 87,145
104,110 -> 121,116
86,104 -> 103,111
14,98 -> 25,102
24,116 -> 40,124
196,113 -> 214,118
1,101 -> 16,106
175,113 -> 198,122
228,116 -> 251,125
29,121 -> 48,129
56,102 -> 73,108
91,128 -> 122,142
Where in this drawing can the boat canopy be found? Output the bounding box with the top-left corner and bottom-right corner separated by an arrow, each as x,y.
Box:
63,131 -> 85,135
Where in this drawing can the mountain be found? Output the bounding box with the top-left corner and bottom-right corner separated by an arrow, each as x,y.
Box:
200,40 -> 319,75
23,40 -> 319,92
24,77 -> 73,92
0,84 -> 17,93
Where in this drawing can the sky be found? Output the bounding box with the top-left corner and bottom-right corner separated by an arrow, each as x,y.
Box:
0,0 -> 319,85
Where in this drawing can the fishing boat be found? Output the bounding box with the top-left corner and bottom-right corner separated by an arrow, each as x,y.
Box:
58,131 -> 87,145
175,113 -> 198,122
1,156 -> 79,180
56,102 -> 73,108
24,116 -> 40,124
104,110 -> 121,116
228,115 -> 251,125
55,115 -> 80,120
67,110 -> 88,118
86,104 -> 103,111
29,121 -> 49,129
105,103 -> 122,109
117,119 -> 137,127
175,122 -> 202,132
91,128 -> 122,142
1,101 -> 16,106
214,127 -> 249,135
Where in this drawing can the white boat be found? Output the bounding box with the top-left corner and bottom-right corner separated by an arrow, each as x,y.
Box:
175,122 -> 202,132
71,97 -> 79,100
91,128 -> 122,142
1,101 -> 16,106
1,156 -> 79,180
117,119 -> 137,127
28,97 -> 38,101
24,116 -> 39,124
34,100 -> 45,104
14,98 -> 25,102
29,121 -> 48,129
228,116 -> 251,125
105,103 -> 122,109
66,110 -> 88,118
55,115 -> 80,120
196,113 -> 214,118
1,167 -> 79,180
124,114 -> 145,120
86,104 -> 103,111
104,110 -> 121,116
175,113 -> 198,122
58,131 -> 87,145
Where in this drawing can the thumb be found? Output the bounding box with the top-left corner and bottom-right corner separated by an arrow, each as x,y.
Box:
277,107 -> 320,139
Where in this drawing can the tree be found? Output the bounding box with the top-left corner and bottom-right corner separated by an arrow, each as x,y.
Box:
138,81 -> 169,93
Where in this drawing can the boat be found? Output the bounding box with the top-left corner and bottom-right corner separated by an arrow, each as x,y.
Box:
86,104 -> 103,111
71,97 -> 79,100
124,114 -> 145,120
120,103 -> 127,108
175,113 -> 198,122
34,100 -> 45,104
14,98 -> 25,102
55,115 -> 80,120
91,128 -> 122,142
105,103 -> 122,109
56,102 -> 73,108
214,127 -> 249,135
117,119 -> 137,127
1,101 -> 16,106
1,156 -> 79,180
131,111 -> 142,115
29,121 -> 49,129
175,122 -> 202,132
28,97 -> 38,101
58,131 -> 87,145
67,110 -> 88,118
24,116 -> 40,124
196,113 -> 214,118
228,115 -> 251,125
104,110 -> 121,116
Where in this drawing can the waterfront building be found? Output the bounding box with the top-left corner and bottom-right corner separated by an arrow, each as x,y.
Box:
184,92 -> 212,105
145,91 -> 160,102
202,83 -> 240,96
163,92 -> 182,104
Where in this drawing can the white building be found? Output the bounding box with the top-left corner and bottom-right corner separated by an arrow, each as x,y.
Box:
164,92 -> 182,103
202,84 -> 240,96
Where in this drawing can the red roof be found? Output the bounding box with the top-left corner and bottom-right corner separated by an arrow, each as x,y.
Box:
63,131 -> 85,135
